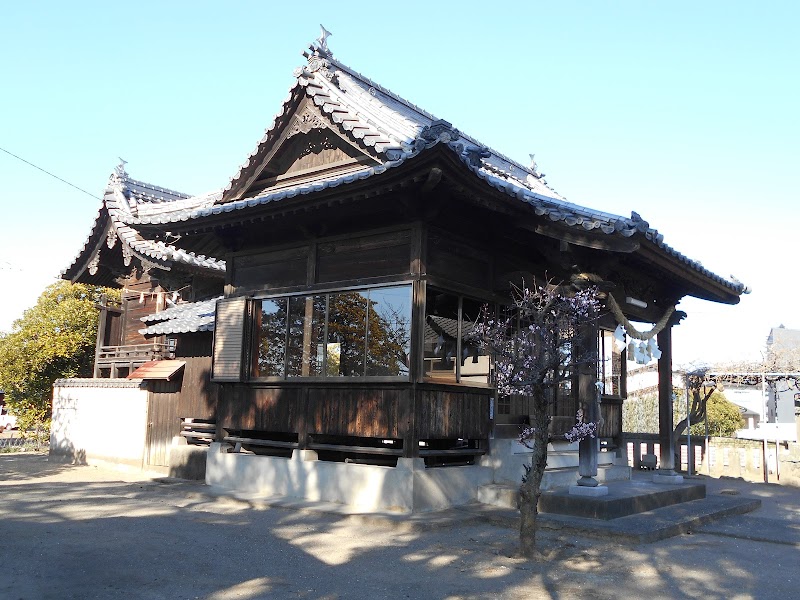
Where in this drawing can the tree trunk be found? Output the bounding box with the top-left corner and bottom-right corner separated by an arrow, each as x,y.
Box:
672,387 -> 712,467
519,389 -> 550,558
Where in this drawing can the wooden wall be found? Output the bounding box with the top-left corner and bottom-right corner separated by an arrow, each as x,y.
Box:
231,228 -> 413,294
416,388 -> 490,439
307,387 -> 406,438
120,272 -> 162,346
145,334 -> 218,467
217,384 -> 490,453
426,231 -> 491,290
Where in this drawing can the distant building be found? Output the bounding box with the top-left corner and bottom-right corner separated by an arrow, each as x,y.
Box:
765,326 -> 800,424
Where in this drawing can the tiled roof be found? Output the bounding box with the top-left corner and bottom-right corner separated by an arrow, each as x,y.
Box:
425,315 -> 476,343
139,297 -> 219,335
120,37 -> 745,299
53,378 -> 145,389
104,167 -> 225,272
62,165 -> 225,280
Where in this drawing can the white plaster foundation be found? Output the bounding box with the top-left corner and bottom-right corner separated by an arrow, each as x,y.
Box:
206,443 -> 495,512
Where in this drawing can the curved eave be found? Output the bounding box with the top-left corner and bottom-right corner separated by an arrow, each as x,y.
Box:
132,144 -> 432,233
131,139 -> 744,304
448,150 -> 745,304
61,207 -> 112,283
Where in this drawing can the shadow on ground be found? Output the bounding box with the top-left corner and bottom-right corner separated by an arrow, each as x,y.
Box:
0,454 -> 797,599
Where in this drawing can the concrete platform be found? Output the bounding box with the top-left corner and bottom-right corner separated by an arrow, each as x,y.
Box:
539,477 -> 706,520
467,492 -> 761,544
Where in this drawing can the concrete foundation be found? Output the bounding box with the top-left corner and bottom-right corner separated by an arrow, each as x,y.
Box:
481,438 -> 627,490
168,438 -> 208,480
206,436 -> 633,512
206,444 -> 494,512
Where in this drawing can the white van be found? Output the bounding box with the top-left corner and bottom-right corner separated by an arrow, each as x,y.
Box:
0,401 -> 16,432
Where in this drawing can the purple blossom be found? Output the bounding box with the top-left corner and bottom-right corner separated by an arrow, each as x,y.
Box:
563,408 -> 598,443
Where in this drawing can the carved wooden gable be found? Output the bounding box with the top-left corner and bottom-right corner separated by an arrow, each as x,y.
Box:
237,97 -> 379,199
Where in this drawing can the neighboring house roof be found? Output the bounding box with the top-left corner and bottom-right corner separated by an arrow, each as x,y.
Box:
62,164 -> 226,285
114,34 -> 745,302
139,297 -> 219,335
767,327 -> 800,350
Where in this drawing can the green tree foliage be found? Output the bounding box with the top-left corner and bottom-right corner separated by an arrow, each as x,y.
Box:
624,388 -> 745,438
688,391 -> 744,437
0,281 -> 118,431
623,391 -> 659,434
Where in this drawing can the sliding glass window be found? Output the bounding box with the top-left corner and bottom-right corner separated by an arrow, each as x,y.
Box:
254,285 -> 411,380
423,288 -> 492,385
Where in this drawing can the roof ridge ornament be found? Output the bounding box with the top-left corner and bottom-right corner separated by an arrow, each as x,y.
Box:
297,26 -> 336,81
529,154 -> 538,174
630,211 -> 650,233
417,119 -> 460,150
316,25 -> 332,54
115,157 -> 128,178
463,145 -> 491,167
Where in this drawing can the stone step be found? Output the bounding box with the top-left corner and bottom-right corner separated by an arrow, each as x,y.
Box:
538,478 -> 707,520
477,464 -> 633,509
485,448 -> 620,484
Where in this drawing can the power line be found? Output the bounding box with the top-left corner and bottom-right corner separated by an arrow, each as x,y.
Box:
0,146 -> 101,201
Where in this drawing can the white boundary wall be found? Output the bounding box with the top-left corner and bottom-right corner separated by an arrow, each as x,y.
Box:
51,379 -> 148,467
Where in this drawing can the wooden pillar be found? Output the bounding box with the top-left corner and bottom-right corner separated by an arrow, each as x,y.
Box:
94,294 -> 108,378
657,324 -> 676,473
403,224 -> 425,459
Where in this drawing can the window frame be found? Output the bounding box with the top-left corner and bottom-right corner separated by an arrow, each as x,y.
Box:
597,326 -> 627,400
422,286 -> 495,389
250,281 -> 413,383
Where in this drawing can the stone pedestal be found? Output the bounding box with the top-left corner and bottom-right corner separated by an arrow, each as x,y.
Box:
576,390 -> 601,487
569,484 -> 608,497
577,435 -> 599,486
653,470 -> 685,484
293,449 -> 319,462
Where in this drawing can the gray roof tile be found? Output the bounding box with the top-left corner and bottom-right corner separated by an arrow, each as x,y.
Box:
139,297 -> 219,335
62,165 -> 225,279
120,40 -> 745,298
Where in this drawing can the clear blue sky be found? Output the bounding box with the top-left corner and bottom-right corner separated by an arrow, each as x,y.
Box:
1,1 -> 797,367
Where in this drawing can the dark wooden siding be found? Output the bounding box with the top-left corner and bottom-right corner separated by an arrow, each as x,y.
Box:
216,383 -> 493,448
316,231 -> 411,283
146,353 -> 218,467
307,387 -> 406,438
427,232 -> 490,289
233,247 -> 309,291
121,274 -> 162,346
217,386 -> 305,432
416,388 -> 490,439
100,308 -> 123,346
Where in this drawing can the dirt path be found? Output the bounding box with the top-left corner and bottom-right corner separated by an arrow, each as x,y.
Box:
0,453 -> 797,599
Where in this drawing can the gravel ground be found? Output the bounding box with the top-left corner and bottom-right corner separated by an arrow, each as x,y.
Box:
0,452 -> 798,600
